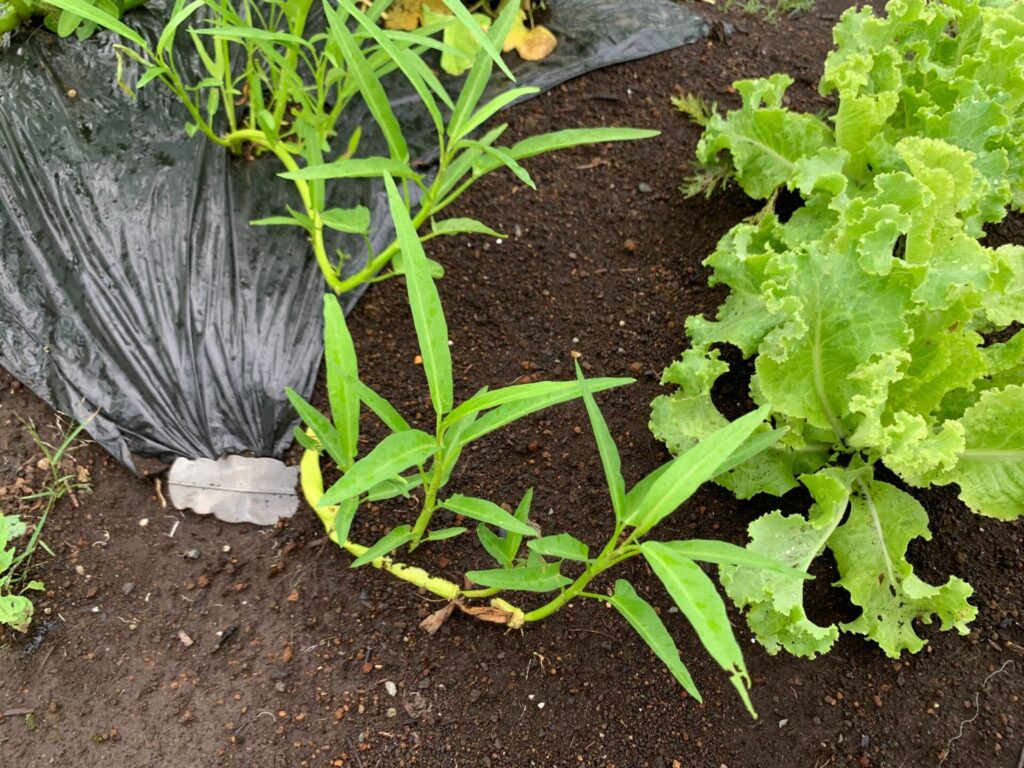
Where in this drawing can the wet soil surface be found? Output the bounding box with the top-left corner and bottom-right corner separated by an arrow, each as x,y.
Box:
2,1 -> 1022,766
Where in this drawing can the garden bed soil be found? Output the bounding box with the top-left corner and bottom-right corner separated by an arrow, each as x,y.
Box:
2,1 -> 1022,765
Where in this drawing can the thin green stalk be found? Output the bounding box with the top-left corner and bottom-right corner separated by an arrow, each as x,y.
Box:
223,127 -> 345,292
524,544 -> 639,622
409,425 -> 447,550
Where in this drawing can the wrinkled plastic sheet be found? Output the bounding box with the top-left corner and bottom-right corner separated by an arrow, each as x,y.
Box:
0,1 -> 708,471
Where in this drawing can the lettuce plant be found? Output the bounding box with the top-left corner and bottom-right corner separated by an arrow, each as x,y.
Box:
653,0 -> 1024,659
45,0 -> 654,293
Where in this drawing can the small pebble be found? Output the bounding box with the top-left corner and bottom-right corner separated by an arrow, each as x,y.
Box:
184,549 -> 200,560
139,518 -> 149,527
275,682 -> 286,692
384,681 -> 397,697
386,707 -> 397,718
637,182 -> 652,193
122,582 -> 135,596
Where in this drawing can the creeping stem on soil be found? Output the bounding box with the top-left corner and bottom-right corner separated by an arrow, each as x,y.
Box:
299,444 -> 526,628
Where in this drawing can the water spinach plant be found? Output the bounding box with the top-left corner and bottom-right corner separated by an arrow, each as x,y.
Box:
45,0 -> 654,293
653,0 -> 1024,659
291,172 -> 799,715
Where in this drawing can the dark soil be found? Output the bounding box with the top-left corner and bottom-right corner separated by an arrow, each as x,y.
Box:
2,1 -> 1023,766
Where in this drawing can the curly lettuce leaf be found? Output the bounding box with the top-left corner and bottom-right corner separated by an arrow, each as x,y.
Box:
658,0 -> 1024,660
831,478 -> 976,656
939,384 -> 1024,520
720,467 -> 860,657
696,74 -> 833,200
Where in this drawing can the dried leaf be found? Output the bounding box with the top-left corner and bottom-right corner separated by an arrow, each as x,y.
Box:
419,601 -> 456,635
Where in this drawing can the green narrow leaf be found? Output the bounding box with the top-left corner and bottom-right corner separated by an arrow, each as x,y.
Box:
463,138 -> 535,189
44,0 -> 145,46
476,128 -> 661,173
423,527 -> 467,543
503,487 -> 534,563
527,533 -> 589,562
293,426 -> 321,454
642,542 -> 755,717
441,0 -> 515,80
442,494 -> 537,537
351,525 -> 413,567
430,217 -> 505,239
662,540 -> 811,579
627,406 -> 769,531
281,157 -> 420,181
337,0 -> 447,135
477,524 -> 512,567
286,388 -> 349,469
324,3 -> 408,161
607,580 -> 702,702
357,382 -> 410,432
445,2 -> 518,142
320,430 -> 435,508
438,388 -> 486,487
323,294 -> 359,467
135,66 -> 168,90
384,173 -> 453,416
364,474 -> 423,502
457,377 -> 633,445
250,215 -> 307,228
157,0 -> 204,55
57,9 -> 82,37
321,206 -> 371,234
576,361 -> 626,522
333,497 -> 359,546
454,86 -> 539,143
466,563 -> 570,593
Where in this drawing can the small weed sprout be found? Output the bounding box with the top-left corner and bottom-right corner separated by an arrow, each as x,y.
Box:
0,416 -> 91,632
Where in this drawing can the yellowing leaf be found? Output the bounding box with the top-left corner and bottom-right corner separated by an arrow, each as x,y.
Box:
508,23 -> 556,61
502,11 -> 557,61
383,0 -> 447,31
